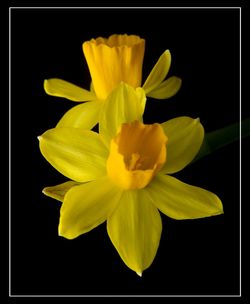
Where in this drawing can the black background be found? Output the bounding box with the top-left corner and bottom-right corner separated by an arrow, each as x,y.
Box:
10,8 -> 242,296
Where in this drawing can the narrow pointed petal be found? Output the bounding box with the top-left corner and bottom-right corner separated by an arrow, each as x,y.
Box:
38,128 -> 108,182
56,100 -> 102,129
42,181 -> 80,202
59,177 -> 122,239
107,190 -> 162,275
44,79 -> 96,102
160,117 -> 204,174
146,76 -> 182,99
147,174 -> 223,220
143,50 -> 171,94
99,83 -> 146,147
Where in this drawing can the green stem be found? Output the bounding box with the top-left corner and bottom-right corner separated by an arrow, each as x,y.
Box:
192,118 -> 250,163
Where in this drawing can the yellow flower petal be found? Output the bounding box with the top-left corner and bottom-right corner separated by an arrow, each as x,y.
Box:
42,181 -> 80,202
160,117 -> 204,174
44,79 -> 96,102
90,81 -> 95,93
107,190 -> 162,275
143,50 -> 171,94
146,76 -> 182,99
107,121 -> 167,190
99,83 -> 146,147
56,100 -> 102,129
38,128 -> 108,182
59,177 -> 122,239
146,174 -> 223,220
83,34 -> 145,100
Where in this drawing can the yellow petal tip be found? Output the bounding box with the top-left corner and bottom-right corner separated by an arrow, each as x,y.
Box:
37,136 -> 42,141
43,79 -> 48,90
58,225 -> 64,237
58,224 -> 73,239
42,187 -> 50,197
136,271 -> 142,277
163,49 -> 171,60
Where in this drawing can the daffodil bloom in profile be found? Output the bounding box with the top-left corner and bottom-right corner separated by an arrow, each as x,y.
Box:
44,34 -> 182,129
39,83 -> 223,276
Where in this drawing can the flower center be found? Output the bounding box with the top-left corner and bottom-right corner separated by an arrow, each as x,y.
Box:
83,34 -> 145,100
107,121 -> 167,190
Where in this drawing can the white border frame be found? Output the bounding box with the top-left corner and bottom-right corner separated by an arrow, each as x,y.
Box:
8,6 -> 242,298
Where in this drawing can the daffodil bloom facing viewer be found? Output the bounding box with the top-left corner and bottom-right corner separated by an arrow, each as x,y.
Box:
39,83 -> 223,276
44,34 -> 182,130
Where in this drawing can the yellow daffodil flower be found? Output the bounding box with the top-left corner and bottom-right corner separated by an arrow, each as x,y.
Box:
44,34 -> 182,129
39,83 -> 223,276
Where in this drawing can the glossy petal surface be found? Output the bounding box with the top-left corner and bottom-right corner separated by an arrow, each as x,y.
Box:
143,50 -> 171,94
146,76 -> 182,99
39,128 -> 108,182
147,174 -> 223,220
44,79 -> 95,102
59,177 -> 122,239
56,100 -> 101,129
99,83 -> 146,147
161,117 -> 204,174
42,181 -> 80,202
107,190 -> 162,275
